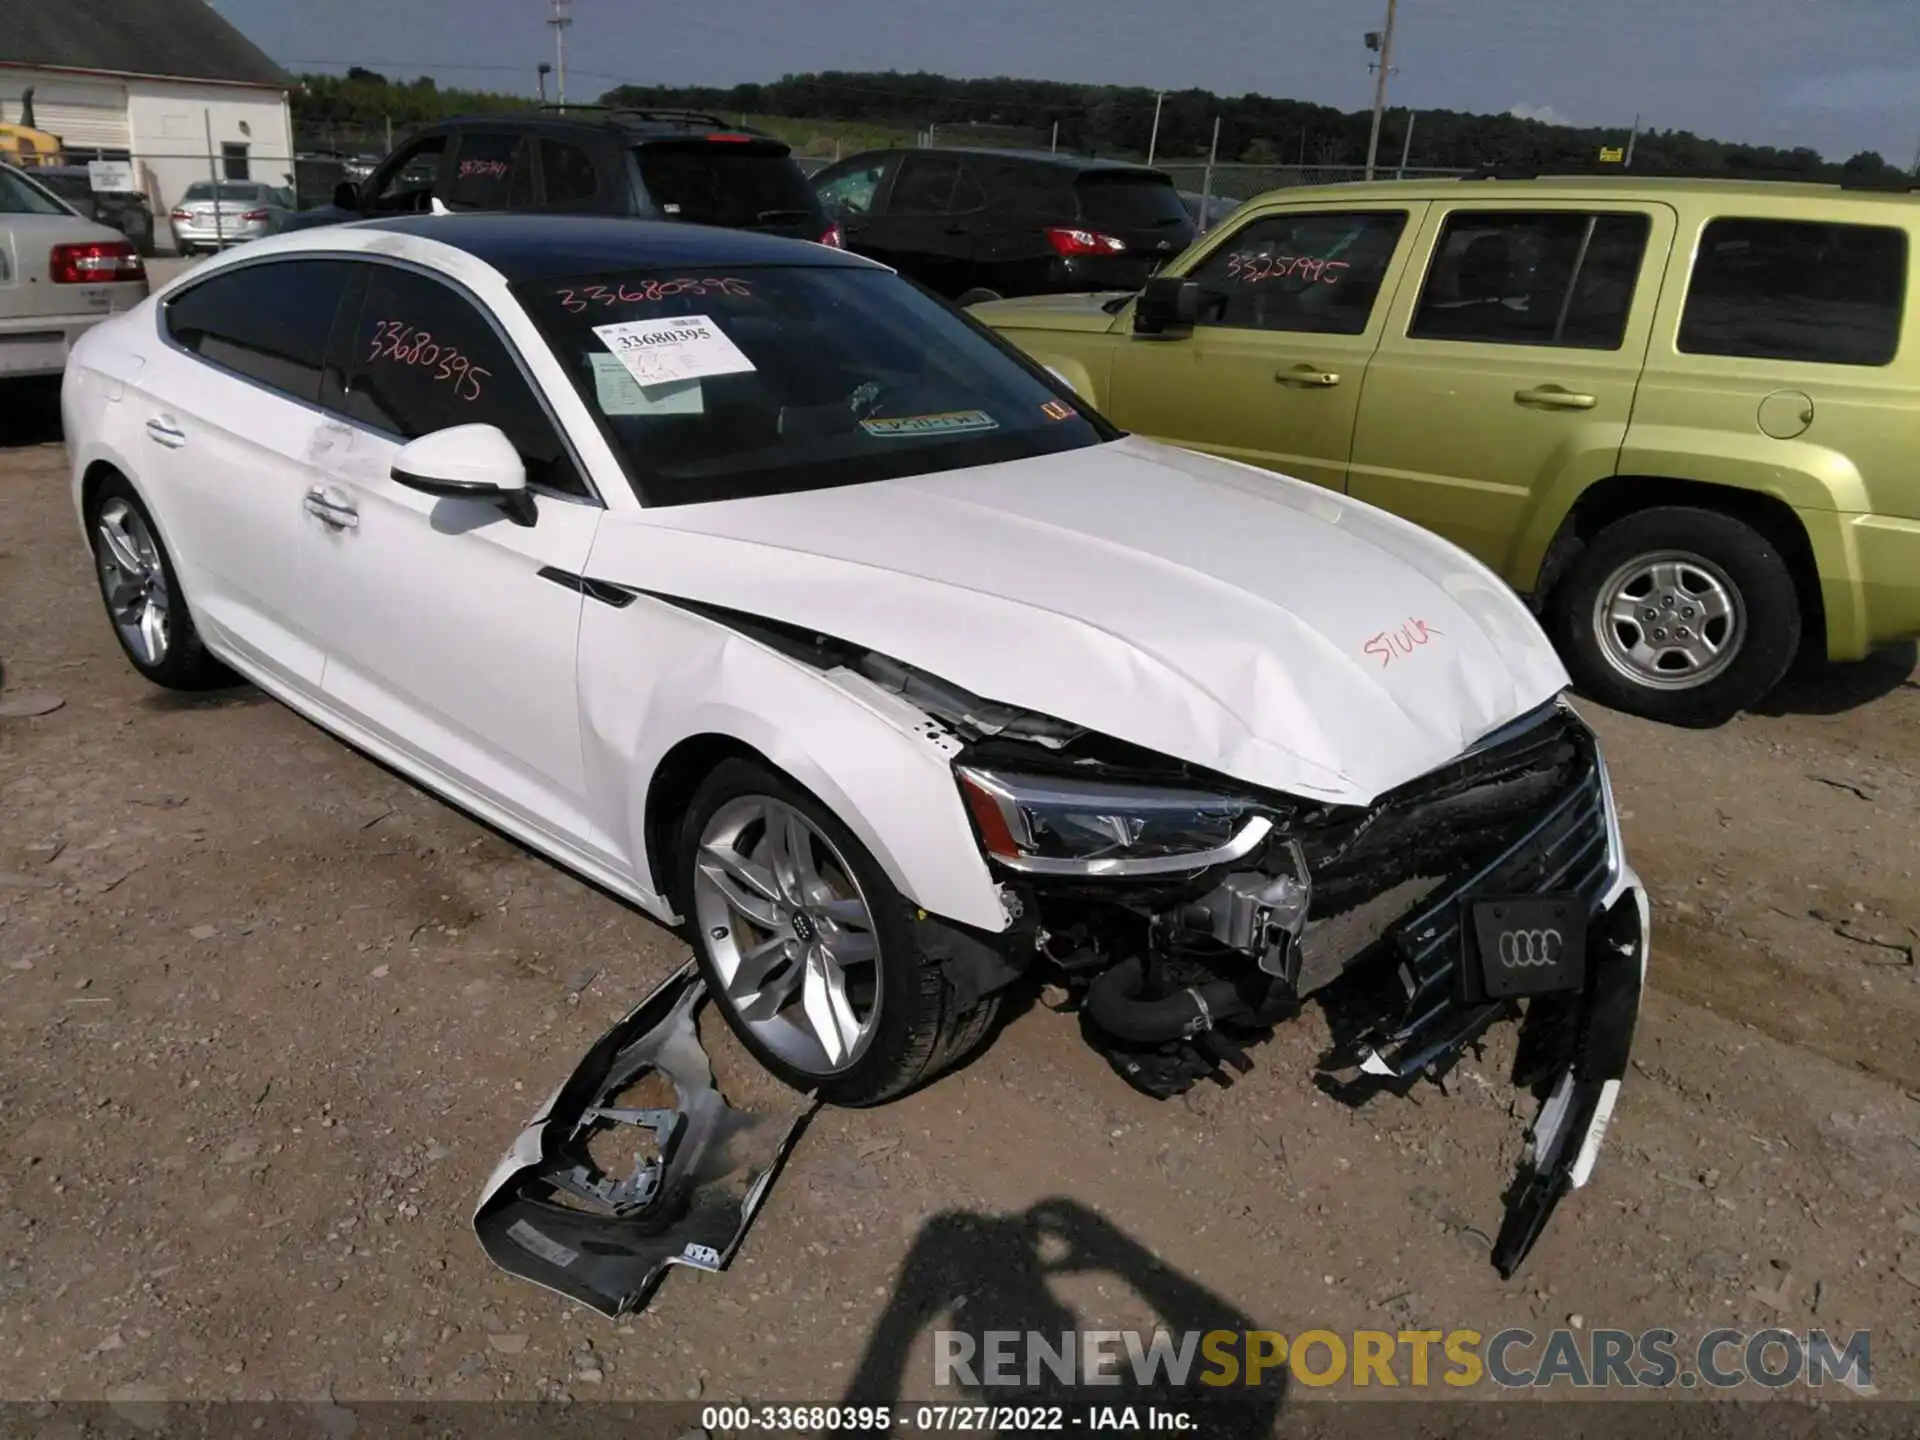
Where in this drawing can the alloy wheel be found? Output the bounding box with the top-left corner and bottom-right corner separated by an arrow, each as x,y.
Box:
1590,549 -> 1744,691
94,499 -> 172,667
690,795 -> 883,1075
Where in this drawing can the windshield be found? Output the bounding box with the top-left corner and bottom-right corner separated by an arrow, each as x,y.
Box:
635,141 -> 823,229
182,183 -> 263,203
521,264 -> 1115,507
0,165 -> 71,216
1075,173 -> 1194,234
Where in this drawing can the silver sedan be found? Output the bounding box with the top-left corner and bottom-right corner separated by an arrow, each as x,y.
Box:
167,181 -> 294,254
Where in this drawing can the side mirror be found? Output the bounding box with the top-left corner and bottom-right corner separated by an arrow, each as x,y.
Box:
391,424 -> 535,526
1133,276 -> 1200,337
332,179 -> 362,212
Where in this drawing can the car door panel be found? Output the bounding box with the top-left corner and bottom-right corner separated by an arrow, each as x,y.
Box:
302,261 -> 618,863
133,258 -> 360,689
1107,202 -> 1424,494
1345,203 -> 1675,582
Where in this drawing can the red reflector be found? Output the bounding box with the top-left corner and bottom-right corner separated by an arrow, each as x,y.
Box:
50,241 -> 145,285
1044,226 -> 1127,258
958,772 -> 1023,862
819,222 -> 845,249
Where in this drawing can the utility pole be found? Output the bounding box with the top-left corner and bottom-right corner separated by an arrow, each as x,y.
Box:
1624,112 -> 1641,168
548,0 -> 572,111
1363,0 -> 1399,180
1050,119 -> 1059,153
1147,90 -> 1165,166
1199,114 -> 1221,232
536,62 -> 551,105
1396,108 -> 1416,178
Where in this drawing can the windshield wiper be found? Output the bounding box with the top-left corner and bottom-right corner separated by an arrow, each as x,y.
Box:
1100,292 -> 1138,314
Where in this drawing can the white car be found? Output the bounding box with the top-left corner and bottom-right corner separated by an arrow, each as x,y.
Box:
2,161 -> 147,379
62,214 -> 1648,1274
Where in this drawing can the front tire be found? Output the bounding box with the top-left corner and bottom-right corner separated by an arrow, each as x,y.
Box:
1552,505 -> 1801,726
86,473 -> 228,690
675,758 -> 999,1106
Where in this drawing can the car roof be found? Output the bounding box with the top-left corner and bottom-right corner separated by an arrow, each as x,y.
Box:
356,213 -> 878,282
835,146 -> 1171,178
1253,174 -> 1920,208
424,109 -> 787,146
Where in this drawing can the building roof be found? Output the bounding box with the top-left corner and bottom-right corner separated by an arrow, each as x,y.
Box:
0,0 -> 287,90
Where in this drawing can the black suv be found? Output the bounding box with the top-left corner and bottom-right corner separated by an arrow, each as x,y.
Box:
281,109 -> 836,246
808,147 -> 1197,303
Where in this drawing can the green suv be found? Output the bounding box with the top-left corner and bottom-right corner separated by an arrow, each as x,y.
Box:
975,176 -> 1920,725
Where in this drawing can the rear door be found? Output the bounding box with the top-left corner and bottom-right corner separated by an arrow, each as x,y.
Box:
1106,202 -> 1422,493
1346,201 -> 1673,578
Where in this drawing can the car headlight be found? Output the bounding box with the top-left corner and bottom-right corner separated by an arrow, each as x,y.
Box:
955,765 -> 1274,877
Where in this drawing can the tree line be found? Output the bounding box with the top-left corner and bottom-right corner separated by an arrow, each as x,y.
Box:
294,67 -> 1908,183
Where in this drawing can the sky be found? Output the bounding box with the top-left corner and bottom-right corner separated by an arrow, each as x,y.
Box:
213,0 -> 1919,164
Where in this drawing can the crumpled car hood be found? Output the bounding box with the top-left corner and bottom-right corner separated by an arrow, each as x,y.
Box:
604,436 -> 1569,803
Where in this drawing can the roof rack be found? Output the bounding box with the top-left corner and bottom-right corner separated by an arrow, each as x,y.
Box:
537,104 -> 741,130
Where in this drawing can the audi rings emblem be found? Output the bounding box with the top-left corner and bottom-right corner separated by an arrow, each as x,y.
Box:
1497,928 -> 1563,968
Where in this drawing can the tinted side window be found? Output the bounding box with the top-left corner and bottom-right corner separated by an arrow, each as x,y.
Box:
447,132 -> 527,211
164,259 -> 355,401
979,161 -> 1073,216
365,136 -> 446,214
889,155 -> 960,214
1409,211 -> 1650,349
816,158 -> 890,216
540,140 -> 599,205
1679,218 -> 1906,367
343,267 -> 589,497
1188,211 -> 1408,335
950,164 -> 988,214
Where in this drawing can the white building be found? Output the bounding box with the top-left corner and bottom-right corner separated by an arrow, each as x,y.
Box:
0,0 -> 293,248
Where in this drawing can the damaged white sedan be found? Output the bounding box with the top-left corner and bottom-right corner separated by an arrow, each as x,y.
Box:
64,215 -> 1647,1276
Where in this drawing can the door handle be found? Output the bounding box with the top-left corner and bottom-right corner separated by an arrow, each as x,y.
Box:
1276,365 -> 1341,388
303,486 -> 359,530
144,417 -> 186,448
1514,385 -> 1597,410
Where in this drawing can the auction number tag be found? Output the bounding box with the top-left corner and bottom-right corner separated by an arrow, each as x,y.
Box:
592,314 -> 754,388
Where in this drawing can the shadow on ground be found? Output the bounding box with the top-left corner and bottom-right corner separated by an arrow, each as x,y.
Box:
1754,640 -> 1918,718
0,376 -> 64,449
840,1197 -> 1287,1436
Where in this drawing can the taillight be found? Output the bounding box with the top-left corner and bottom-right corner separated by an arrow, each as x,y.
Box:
819,222 -> 845,249
240,209 -> 269,222
170,208 -> 191,222
706,133 -> 754,143
1045,226 -> 1127,258
50,241 -> 145,285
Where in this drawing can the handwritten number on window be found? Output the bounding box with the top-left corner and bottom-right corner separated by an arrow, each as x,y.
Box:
1223,252 -> 1349,286
366,319 -> 489,402
554,276 -> 753,314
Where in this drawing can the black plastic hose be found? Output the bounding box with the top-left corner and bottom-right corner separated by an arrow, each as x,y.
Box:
1083,955 -> 1248,1044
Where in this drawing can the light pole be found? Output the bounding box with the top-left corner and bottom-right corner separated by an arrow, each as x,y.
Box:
1146,90 -> 1165,165
537,62 -> 551,105
548,0 -> 572,111
1363,0 -> 1399,180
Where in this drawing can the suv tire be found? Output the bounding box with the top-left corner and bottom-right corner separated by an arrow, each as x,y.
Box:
1553,505 -> 1801,726
675,758 -> 999,1106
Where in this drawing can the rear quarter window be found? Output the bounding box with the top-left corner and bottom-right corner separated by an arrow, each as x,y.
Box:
636,141 -> 820,228
163,260 -> 356,401
1678,217 -> 1907,367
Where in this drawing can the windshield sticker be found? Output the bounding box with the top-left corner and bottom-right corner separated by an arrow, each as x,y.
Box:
589,354 -> 704,416
593,314 -> 755,388
859,410 -> 1000,439
1040,399 -> 1077,421
557,278 -> 753,314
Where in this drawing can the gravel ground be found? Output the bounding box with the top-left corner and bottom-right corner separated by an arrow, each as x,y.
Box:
2,378 -> 1917,1425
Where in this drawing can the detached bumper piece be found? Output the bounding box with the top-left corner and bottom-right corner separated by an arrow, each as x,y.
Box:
473,963 -> 813,1316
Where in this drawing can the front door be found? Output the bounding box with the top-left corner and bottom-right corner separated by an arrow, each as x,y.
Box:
1106,203 -> 1424,494
302,260 -> 617,861
857,152 -> 984,298
1345,202 -> 1675,580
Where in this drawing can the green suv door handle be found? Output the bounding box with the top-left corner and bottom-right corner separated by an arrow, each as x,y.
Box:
1514,385 -> 1598,410
1277,365 -> 1342,388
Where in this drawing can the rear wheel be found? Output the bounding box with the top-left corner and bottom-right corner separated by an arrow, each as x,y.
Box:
1553,505 -> 1801,726
676,758 -> 998,1106
86,474 -> 228,690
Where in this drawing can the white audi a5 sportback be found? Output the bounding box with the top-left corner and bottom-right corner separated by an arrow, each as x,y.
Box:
63,215 -> 1647,1274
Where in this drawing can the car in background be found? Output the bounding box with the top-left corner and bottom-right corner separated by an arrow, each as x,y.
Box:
975,175 -> 1920,726
1179,188 -> 1241,232
0,160 -> 147,380
809,147 -> 1196,304
60,214 -> 1643,1277
28,165 -> 156,255
279,108 -> 837,248
169,180 -> 294,254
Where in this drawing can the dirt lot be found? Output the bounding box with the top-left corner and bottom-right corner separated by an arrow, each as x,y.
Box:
2,376 -> 1917,1426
